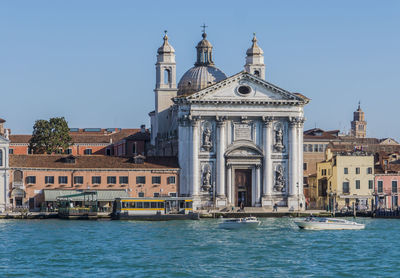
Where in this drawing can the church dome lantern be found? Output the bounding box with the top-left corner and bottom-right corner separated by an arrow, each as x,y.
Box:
178,28 -> 227,96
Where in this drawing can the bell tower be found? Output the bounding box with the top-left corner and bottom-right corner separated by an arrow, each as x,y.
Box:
351,102 -> 367,138
244,33 -> 265,79
152,31 -> 178,145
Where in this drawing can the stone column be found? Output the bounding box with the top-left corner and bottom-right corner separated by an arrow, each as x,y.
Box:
297,117 -> 305,210
191,118 -> 200,196
216,118 -> 226,198
289,117 -> 298,197
226,164 -> 232,205
261,117 -> 274,208
255,164 -> 261,206
262,117 -> 273,196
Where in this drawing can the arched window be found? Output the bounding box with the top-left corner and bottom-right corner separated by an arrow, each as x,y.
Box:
0,149 -> 2,166
164,69 -> 170,85
14,170 -> 23,182
254,70 -> 260,77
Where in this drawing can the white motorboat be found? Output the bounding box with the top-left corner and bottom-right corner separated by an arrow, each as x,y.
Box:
218,217 -> 260,229
294,217 -> 365,230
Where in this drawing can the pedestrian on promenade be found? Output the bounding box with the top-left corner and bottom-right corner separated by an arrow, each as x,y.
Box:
273,203 -> 278,212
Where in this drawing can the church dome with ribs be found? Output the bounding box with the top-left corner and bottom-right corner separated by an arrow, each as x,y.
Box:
177,32 -> 227,96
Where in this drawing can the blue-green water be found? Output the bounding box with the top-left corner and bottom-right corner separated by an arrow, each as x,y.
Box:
0,218 -> 398,277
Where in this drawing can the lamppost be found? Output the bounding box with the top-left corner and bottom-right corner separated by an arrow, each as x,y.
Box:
297,182 -> 300,213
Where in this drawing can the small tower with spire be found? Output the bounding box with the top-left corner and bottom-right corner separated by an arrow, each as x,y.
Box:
152,31 -> 178,145
351,102 -> 367,138
156,31 -> 177,89
244,33 -> 265,79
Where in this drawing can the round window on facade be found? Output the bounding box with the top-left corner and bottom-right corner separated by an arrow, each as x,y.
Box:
237,85 -> 251,95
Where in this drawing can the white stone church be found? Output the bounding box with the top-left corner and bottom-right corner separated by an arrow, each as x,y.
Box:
150,30 -> 309,210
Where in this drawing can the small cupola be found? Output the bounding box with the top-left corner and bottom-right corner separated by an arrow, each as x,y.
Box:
195,30 -> 214,66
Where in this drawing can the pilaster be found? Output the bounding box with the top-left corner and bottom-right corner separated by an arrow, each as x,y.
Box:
191,117 -> 200,196
216,117 -> 227,207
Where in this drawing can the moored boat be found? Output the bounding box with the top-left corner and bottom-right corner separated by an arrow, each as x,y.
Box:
218,217 -> 260,229
112,197 -> 200,221
295,217 -> 365,230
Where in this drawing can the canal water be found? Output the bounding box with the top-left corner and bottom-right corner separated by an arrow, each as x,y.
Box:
0,218 -> 399,277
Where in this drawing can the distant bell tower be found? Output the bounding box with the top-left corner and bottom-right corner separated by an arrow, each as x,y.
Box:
152,31 -> 178,145
351,102 -> 367,138
244,33 -> 265,79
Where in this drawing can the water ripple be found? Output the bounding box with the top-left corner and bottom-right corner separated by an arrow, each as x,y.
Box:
0,218 -> 399,277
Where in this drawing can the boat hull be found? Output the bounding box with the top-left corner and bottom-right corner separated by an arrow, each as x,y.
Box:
219,221 -> 260,229
295,221 -> 365,230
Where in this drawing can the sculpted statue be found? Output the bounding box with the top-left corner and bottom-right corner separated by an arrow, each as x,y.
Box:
202,126 -> 212,151
274,165 -> 285,192
274,126 -> 285,152
202,166 -> 212,191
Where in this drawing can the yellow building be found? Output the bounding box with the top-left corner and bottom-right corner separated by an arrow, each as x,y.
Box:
313,149 -> 374,211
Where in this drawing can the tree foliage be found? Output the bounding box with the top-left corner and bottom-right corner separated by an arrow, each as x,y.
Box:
29,117 -> 72,154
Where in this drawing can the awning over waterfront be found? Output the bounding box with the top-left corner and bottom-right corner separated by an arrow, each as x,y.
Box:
44,190 -> 129,202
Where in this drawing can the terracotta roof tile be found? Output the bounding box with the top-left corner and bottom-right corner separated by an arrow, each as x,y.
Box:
9,155 -> 179,169
9,129 -> 147,144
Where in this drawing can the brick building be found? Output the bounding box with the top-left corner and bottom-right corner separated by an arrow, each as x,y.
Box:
9,154 -> 179,211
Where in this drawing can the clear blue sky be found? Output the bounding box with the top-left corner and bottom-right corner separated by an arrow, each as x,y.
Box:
1,1 -> 399,140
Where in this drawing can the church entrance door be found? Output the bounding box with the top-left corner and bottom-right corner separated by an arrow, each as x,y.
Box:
235,169 -> 252,207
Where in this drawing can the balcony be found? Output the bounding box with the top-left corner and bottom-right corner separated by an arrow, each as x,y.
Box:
12,181 -> 25,190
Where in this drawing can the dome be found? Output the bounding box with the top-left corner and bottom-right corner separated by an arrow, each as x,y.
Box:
178,66 -> 227,95
246,34 -> 263,56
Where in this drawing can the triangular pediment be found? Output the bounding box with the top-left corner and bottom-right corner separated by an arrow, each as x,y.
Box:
174,72 -> 309,105
379,138 -> 399,145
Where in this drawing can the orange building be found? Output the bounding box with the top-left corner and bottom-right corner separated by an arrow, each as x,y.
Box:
9,154 -> 179,211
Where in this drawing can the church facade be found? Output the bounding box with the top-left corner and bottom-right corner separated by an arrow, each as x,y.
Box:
150,31 -> 309,210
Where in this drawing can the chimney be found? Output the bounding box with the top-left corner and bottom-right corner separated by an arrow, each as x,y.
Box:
140,124 -> 146,133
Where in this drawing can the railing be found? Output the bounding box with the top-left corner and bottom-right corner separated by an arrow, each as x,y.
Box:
11,205 -> 29,213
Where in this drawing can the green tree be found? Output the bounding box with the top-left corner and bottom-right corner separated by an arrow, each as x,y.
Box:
29,117 -> 72,154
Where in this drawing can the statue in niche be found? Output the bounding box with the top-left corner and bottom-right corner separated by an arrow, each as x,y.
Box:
201,165 -> 212,192
274,165 -> 286,192
202,124 -> 212,151
274,125 -> 285,152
